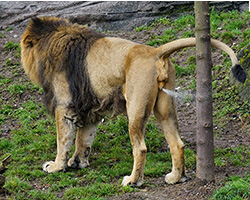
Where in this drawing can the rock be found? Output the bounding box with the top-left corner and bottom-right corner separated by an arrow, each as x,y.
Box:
0,1 -> 248,31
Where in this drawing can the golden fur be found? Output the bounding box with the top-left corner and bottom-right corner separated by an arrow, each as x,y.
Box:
21,17 -> 241,186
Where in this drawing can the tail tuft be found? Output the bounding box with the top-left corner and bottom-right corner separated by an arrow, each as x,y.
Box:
231,64 -> 247,83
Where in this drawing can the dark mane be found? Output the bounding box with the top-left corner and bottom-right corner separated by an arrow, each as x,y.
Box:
65,28 -> 105,123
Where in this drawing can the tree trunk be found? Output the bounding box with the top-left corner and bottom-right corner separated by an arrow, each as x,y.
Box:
195,1 -> 215,184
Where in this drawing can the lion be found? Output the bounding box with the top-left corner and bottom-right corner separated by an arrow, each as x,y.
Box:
20,17 -> 246,186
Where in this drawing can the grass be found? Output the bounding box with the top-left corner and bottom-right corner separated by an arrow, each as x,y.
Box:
4,42 -> 20,52
214,146 -> 250,168
4,42 -> 21,59
0,9 -> 250,200
0,31 -> 6,38
211,174 -> 250,200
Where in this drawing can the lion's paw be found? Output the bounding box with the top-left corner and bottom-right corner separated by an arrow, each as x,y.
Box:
42,161 -> 65,173
121,176 -> 143,187
165,171 -> 188,184
67,158 -> 78,169
165,172 -> 181,184
68,156 -> 89,169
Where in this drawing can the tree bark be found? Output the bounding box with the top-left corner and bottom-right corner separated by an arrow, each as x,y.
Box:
195,1 -> 215,184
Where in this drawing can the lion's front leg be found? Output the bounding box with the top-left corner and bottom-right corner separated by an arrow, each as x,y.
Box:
68,124 -> 97,169
121,67 -> 158,187
43,106 -> 77,173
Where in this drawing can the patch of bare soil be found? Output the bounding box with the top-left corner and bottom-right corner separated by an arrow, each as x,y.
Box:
0,22 -> 249,200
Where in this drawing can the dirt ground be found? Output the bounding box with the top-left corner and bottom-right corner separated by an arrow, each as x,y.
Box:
0,21 -> 249,200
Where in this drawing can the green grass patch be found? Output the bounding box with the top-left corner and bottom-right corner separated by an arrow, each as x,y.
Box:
135,17 -> 171,32
0,76 -> 12,85
0,31 -> 6,38
214,146 -> 250,167
4,42 -> 20,51
64,183 -> 134,200
211,174 -> 250,200
7,83 -> 27,95
5,27 -> 13,32
4,42 -> 21,59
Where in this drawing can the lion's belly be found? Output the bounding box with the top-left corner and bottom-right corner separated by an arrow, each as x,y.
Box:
86,37 -> 135,98
87,65 -> 125,98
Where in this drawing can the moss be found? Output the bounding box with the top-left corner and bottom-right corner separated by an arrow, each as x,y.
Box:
236,43 -> 250,100
238,43 -> 250,69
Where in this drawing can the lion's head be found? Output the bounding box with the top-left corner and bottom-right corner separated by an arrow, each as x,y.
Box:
21,17 -> 69,84
21,17 -> 105,121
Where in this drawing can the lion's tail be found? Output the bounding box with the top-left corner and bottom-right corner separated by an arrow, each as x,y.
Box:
156,38 -> 247,83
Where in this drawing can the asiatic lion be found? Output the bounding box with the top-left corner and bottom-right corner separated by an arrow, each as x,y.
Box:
20,17 -> 246,186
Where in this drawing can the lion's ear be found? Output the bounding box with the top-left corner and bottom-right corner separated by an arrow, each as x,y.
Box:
30,17 -> 45,33
22,35 -> 36,47
31,17 -> 43,27
29,16 -> 68,36
21,17 -> 43,47
28,17 -> 46,36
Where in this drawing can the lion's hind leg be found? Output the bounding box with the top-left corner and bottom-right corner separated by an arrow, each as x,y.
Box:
154,90 -> 187,184
121,111 -> 149,186
122,67 -> 158,186
68,124 -> 97,169
43,106 -> 77,173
